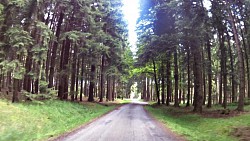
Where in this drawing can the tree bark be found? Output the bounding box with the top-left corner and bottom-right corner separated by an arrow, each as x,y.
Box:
58,38 -> 71,100
80,57 -> 85,101
99,55 -> 105,102
152,59 -> 160,105
12,78 -> 19,103
88,64 -> 96,102
48,12 -> 64,88
146,77 -> 150,101
142,76 -> 146,100
166,52 -> 171,106
227,33 -> 236,103
161,61 -> 165,104
106,76 -> 110,101
207,39 -> 212,108
112,76 -> 115,101
75,57 -> 80,100
70,45 -> 77,101
202,49 -> 206,105
174,49 -> 179,107
191,40 -> 203,113
186,47 -> 191,107
227,3 -> 245,111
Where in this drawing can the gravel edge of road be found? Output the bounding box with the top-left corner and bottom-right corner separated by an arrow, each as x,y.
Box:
142,105 -> 187,141
49,104 -> 124,141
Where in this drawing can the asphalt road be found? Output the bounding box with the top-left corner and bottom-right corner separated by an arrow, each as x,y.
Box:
58,102 -> 183,141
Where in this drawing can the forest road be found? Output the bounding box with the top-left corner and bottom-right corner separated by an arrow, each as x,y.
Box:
57,102 -> 184,141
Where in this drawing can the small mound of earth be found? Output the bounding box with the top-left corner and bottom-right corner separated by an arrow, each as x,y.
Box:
232,127 -> 250,141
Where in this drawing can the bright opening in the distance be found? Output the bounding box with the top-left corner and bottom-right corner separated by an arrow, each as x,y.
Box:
122,0 -> 140,54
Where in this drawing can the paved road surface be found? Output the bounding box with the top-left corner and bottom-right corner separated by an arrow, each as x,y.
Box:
58,102 -> 183,141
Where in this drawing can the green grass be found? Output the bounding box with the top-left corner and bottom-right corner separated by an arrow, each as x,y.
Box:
145,104 -> 250,141
0,100 -> 116,141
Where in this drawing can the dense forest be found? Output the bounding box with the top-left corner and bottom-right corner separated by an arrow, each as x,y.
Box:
1,0 -> 250,140
135,0 -> 250,113
1,0 -> 250,114
0,0 -> 134,103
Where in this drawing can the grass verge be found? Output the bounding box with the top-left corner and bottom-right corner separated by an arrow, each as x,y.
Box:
0,99 -> 116,141
145,104 -> 250,141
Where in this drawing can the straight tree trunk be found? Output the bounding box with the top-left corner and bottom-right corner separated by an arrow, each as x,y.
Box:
58,37 -> 71,99
227,4 -> 245,111
240,28 -> 250,100
222,38 -> 228,109
99,55 -> 105,102
192,40 -> 203,113
179,61 -> 182,104
22,0 -> 37,92
227,33 -> 236,103
75,58 -> 80,100
88,64 -> 96,102
202,50 -> 206,105
106,76 -> 110,101
48,12 -> 64,88
23,51 -> 33,92
112,76 -> 115,101
186,47 -> 191,107
70,45 -> 77,101
174,49 -> 179,107
150,78 -> 153,101
152,59 -> 160,105
207,39 -> 212,108
219,32 -> 226,105
84,80 -> 88,97
161,61 -> 165,104
12,78 -> 19,103
219,72 -> 223,104
182,70 -> 185,104
142,77 -> 146,100
34,61 -> 41,94
244,24 -> 250,99
146,77 -> 150,101
80,57 -> 85,101
166,52 -> 171,106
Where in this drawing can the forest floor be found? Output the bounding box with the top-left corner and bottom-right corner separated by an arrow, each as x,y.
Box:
0,98 -> 121,141
146,103 -> 250,141
55,101 -> 185,141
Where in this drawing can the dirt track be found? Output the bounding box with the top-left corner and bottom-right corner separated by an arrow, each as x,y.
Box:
58,102 -> 184,141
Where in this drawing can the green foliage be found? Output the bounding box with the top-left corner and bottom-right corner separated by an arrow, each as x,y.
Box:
60,31 -> 91,42
39,80 -> 48,93
12,60 -> 25,80
0,60 -> 16,73
5,26 -> 33,55
32,22 -> 53,62
0,100 -> 116,141
8,0 -> 26,7
0,4 -> 3,22
24,91 -> 53,102
0,4 -> 3,13
31,45 -> 48,62
35,21 -> 53,45
0,0 -> 130,102
0,60 -> 25,79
